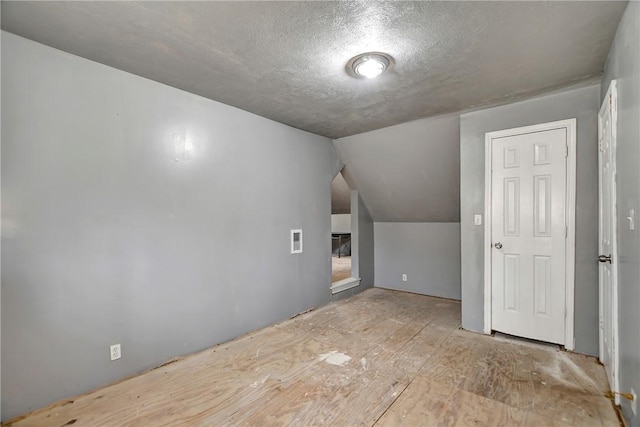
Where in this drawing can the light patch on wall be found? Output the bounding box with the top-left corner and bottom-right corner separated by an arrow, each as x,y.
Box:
173,131 -> 200,162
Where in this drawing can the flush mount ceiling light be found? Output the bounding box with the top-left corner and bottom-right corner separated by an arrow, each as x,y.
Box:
347,52 -> 394,79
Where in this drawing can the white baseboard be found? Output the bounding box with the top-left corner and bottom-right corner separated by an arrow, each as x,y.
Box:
330,277 -> 361,294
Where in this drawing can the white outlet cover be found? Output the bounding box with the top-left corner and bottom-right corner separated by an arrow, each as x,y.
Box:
474,214 -> 482,226
402,274 -> 407,282
110,344 -> 121,361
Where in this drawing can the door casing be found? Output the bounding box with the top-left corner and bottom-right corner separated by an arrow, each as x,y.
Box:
483,119 -> 577,350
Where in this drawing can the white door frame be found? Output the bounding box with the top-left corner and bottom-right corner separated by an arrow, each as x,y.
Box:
598,80 -> 619,400
483,119 -> 577,350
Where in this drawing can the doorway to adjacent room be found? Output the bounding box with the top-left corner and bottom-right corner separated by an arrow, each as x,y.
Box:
331,170 -> 352,284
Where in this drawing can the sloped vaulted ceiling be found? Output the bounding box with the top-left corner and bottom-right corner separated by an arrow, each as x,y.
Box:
331,172 -> 352,215
334,114 -> 460,222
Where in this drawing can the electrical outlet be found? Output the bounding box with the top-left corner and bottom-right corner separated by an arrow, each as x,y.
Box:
474,214 -> 482,226
631,388 -> 637,415
402,274 -> 407,282
110,344 -> 121,361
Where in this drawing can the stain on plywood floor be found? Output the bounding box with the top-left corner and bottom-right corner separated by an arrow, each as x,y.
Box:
5,288 -> 619,427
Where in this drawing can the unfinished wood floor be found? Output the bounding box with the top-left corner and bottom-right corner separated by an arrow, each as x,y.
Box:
8,288 -> 619,427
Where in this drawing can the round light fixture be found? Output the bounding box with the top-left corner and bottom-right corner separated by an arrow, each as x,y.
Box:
347,52 -> 394,79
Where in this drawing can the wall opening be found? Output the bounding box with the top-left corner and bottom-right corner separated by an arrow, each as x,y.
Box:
330,171 -> 352,284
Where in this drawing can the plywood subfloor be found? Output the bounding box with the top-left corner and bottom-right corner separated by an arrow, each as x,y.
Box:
331,255 -> 351,282
6,288 -> 619,427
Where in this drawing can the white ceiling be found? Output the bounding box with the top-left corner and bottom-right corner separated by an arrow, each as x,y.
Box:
1,1 -> 628,139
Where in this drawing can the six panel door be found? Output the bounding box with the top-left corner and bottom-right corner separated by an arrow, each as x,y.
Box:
491,128 -> 567,344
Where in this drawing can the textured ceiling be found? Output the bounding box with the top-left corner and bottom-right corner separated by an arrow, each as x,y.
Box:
0,1 -> 627,139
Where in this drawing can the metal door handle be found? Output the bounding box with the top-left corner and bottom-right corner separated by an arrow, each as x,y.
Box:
598,254 -> 612,263
494,242 -> 502,249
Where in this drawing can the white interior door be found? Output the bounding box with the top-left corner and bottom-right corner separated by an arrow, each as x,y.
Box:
598,81 -> 619,397
490,127 -> 568,344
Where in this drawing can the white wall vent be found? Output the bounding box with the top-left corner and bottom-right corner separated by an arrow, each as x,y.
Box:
291,229 -> 303,254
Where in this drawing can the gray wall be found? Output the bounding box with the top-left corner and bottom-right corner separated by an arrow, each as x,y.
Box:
0,14 -> 3,424
460,84 -> 601,356
333,114 -> 460,222
331,214 -> 351,234
601,2 -> 640,425
374,222 -> 461,300
1,32 -> 338,421
351,191 -> 374,288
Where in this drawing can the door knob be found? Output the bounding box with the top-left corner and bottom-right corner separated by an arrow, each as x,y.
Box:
494,242 -> 502,249
598,254 -> 612,263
